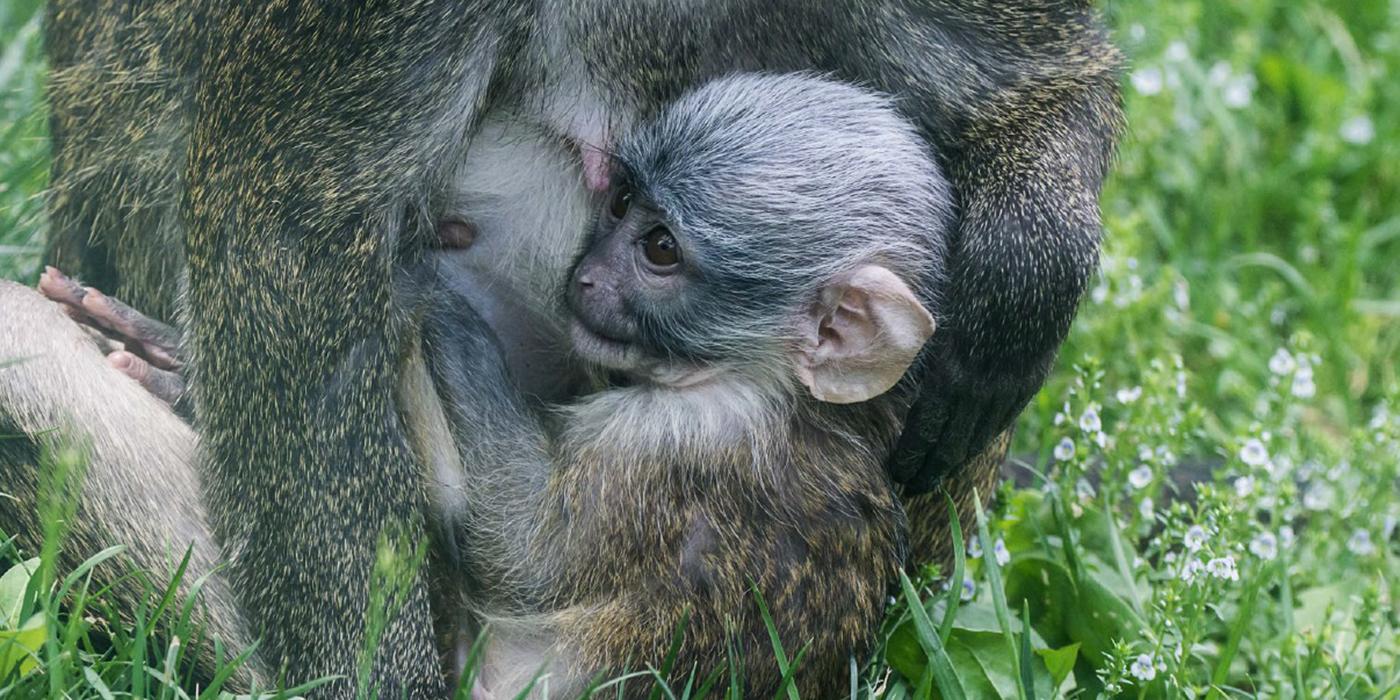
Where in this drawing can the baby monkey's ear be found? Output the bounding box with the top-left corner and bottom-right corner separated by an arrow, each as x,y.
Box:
794,265 -> 935,404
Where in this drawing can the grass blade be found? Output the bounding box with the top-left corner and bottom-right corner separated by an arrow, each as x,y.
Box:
751,582 -> 800,700
1018,600 -> 1037,700
939,491 -> 967,643
896,570 -> 965,700
973,489 -> 1025,700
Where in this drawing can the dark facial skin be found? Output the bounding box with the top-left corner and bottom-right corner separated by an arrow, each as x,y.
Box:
567,183 -> 688,372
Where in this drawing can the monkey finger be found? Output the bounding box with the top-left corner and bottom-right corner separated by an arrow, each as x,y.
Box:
81,289 -> 183,369
933,399 -> 981,474
38,266 -> 92,314
108,351 -> 186,406
81,325 -> 126,355
890,381 -> 956,486
890,402 -> 936,484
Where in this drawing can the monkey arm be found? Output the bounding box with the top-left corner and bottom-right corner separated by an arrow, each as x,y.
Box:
877,3 -> 1124,491
0,282 -> 261,689
420,296 -> 557,608
178,5 -> 499,694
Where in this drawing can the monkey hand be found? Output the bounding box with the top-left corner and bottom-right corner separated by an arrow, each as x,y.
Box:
889,346 -> 1047,494
38,266 -> 188,408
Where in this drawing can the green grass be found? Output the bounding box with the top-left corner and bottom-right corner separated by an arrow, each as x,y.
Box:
2,0 -> 1397,697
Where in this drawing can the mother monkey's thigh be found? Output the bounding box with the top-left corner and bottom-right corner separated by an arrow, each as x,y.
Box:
0,281 -> 256,680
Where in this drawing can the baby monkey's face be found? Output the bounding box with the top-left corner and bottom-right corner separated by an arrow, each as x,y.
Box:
565,178 -> 937,403
565,180 -> 698,379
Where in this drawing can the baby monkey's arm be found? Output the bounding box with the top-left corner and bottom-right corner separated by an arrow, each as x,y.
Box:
419,294 -> 558,607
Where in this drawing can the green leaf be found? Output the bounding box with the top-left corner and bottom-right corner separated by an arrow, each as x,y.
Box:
944,630 -> 1054,700
888,599 -> 1051,683
1034,643 -> 1080,690
1003,556 -> 1143,667
0,612 -> 45,678
0,558 -> 38,628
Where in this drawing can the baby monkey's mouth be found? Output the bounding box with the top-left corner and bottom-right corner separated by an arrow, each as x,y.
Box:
568,315 -> 729,390
568,317 -> 646,372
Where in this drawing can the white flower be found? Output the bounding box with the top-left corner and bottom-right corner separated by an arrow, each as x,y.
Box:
1128,23 -> 1146,42
1292,364 -> 1316,398
1222,74 -> 1254,109
1139,497 -> 1155,520
1348,530 -> 1376,556
961,577 -> 976,601
967,537 -> 983,559
1165,41 -> 1190,62
1093,431 -> 1109,449
1091,283 -> 1110,304
1128,465 -> 1154,490
1207,556 -> 1239,581
1303,483 -> 1334,511
1340,115 -> 1376,145
1176,372 -> 1187,398
1156,446 -> 1177,466
1054,437 -> 1076,461
1184,525 -> 1207,552
1131,66 -> 1165,96
1079,406 -> 1102,433
1180,558 -> 1206,583
1239,439 -> 1269,467
1249,532 -> 1278,561
1269,348 -> 1296,376
1075,478 -> 1095,502
1233,475 -> 1255,498
1208,61 -> 1233,86
1370,405 -> 1392,430
1174,279 -> 1191,311
1130,653 -> 1157,681
1280,526 -> 1296,548
993,538 -> 1011,566
1116,386 -> 1143,404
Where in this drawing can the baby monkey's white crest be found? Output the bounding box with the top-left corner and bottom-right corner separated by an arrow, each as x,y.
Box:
795,265 -> 935,404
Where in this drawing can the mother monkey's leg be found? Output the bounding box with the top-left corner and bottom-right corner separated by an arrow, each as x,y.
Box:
0,281 -> 261,687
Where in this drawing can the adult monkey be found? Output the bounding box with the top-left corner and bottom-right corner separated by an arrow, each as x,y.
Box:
36,0 -> 1122,695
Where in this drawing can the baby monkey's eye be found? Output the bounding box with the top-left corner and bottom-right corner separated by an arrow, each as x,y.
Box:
641,226 -> 681,268
609,185 -> 633,219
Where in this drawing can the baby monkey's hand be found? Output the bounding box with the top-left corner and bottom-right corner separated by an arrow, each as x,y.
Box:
38,266 -> 187,408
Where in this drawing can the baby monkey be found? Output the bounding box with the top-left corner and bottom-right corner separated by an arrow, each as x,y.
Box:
430,72 -> 953,697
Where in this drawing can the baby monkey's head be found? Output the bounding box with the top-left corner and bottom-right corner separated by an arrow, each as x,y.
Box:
567,73 -> 953,404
